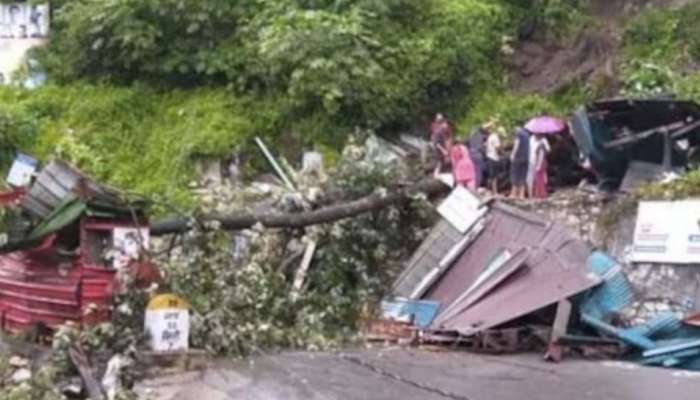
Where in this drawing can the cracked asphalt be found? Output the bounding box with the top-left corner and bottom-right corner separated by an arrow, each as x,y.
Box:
136,349 -> 700,400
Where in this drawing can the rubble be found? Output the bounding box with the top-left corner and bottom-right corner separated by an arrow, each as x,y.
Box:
0,159 -> 159,333
11,367 -> 32,383
9,355 -> 29,368
570,99 -> 700,192
380,185 -> 700,371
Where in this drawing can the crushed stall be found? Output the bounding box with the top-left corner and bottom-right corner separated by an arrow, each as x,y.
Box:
381,186 -> 700,371
0,158 -> 159,334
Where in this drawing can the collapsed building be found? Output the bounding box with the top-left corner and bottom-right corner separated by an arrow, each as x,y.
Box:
380,187 -> 700,370
0,159 -> 158,333
571,98 -> 700,192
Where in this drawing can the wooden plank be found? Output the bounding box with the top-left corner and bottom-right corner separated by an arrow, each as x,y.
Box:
69,345 -> 105,400
290,241 -> 317,301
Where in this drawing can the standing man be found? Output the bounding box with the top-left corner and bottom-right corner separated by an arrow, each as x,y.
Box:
509,127 -> 530,199
468,123 -> 489,188
430,113 -> 453,177
484,124 -> 502,193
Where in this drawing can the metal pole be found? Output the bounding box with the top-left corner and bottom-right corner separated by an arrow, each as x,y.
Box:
254,136 -> 296,191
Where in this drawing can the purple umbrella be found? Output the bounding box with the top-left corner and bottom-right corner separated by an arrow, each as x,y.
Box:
525,116 -> 566,135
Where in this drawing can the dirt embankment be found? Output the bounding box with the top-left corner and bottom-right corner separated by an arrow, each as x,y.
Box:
509,0 -> 690,95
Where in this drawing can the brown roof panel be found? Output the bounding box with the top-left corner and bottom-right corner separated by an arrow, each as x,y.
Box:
434,251 -> 600,335
424,201 -> 599,335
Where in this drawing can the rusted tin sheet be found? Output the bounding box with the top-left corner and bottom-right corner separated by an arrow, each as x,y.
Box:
20,160 -> 116,219
363,319 -> 414,342
425,202 -> 599,336
0,248 -> 117,332
433,247 -> 529,325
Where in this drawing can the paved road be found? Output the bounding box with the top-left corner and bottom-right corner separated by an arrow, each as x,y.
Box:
137,349 -> 700,400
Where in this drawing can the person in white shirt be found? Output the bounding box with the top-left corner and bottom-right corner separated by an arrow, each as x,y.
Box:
485,129 -> 501,193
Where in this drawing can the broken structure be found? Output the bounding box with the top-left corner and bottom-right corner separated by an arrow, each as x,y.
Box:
384,187 -> 700,370
0,160 -> 157,333
570,99 -> 700,191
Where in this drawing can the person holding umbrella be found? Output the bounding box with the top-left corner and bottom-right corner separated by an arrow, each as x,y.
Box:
531,133 -> 550,198
528,132 -> 550,197
524,116 -> 566,198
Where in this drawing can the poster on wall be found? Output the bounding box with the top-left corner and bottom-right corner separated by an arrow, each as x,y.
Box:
111,227 -> 150,271
0,3 -> 49,39
0,3 -> 49,84
632,201 -> 700,264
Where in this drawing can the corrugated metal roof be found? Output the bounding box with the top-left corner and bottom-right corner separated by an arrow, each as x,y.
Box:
580,251 -> 635,320
20,160 -> 126,219
391,219 -> 463,298
425,202 -> 600,335
626,313 -> 682,340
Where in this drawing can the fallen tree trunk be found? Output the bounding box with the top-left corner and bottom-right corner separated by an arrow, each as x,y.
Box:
151,179 -> 448,236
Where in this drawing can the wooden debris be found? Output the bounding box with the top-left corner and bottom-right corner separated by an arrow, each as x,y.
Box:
291,240 -> 317,301
69,345 -> 105,400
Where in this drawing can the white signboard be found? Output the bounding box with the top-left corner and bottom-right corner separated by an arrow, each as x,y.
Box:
6,153 -> 37,187
111,227 -> 149,270
0,3 -> 49,84
145,294 -> 189,352
632,201 -> 700,264
437,186 -> 485,233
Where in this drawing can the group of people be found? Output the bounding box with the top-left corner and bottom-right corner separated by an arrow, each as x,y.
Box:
429,113 -> 550,199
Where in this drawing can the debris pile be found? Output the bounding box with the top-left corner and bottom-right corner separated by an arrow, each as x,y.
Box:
571,99 -> 700,192
0,158 -> 158,333
149,134 -> 439,355
379,186 -> 700,370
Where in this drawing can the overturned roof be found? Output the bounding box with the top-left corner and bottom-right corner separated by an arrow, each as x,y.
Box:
0,160 -> 148,253
571,98 -> 700,190
404,201 -> 600,336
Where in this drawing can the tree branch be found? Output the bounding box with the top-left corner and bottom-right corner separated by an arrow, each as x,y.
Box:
150,179 -> 447,236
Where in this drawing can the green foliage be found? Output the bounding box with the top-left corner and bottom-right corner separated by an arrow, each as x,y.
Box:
0,84 -> 280,209
0,106 -> 38,170
623,8 -> 681,63
620,3 -> 700,97
536,0 -> 589,37
160,143 -> 434,356
620,61 -> 677,97
455,84 -> 592,139
503,0 -> 590,39
36,0 -> 513,134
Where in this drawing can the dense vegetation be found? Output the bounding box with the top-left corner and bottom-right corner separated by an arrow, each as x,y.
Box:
0,0 -> 585,207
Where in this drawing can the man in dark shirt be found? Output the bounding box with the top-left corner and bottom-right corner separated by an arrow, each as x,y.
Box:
509,127 -> 530,199
468,125 -> 487,188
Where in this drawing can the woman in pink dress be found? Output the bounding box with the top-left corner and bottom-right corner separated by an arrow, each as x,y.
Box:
532,134 -> 549,199
450,142 -> 476,190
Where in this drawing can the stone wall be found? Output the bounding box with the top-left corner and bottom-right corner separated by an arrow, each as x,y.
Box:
507,190 -> 700,323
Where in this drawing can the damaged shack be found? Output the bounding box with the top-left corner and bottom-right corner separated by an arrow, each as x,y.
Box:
0,159 -> 158,333
382,187 -> 700,370
570,99 -> 700,192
